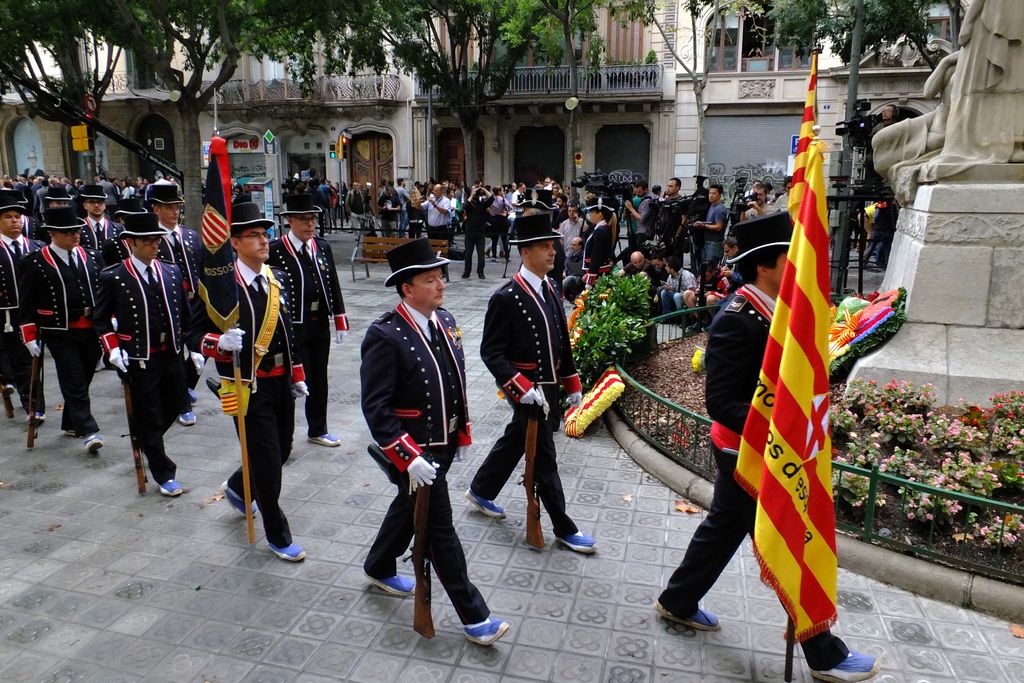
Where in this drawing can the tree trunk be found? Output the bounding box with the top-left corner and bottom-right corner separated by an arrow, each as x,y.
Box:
460,120 -> 478,185
177,104 -> 204,227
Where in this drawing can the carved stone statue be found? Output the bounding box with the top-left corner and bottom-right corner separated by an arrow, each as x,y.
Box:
875,0 -> 1024,200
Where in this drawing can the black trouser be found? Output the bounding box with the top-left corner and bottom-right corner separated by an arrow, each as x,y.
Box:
0,323 -> 43,414
463,232 -> 486,276
470,383 -> 578,538
364,441 -> 489,625
126,350 -> 184,484
294,319 -> 331,438
658,445 -> 849,671
43,328 -> 100,435
227,374 -> 295,548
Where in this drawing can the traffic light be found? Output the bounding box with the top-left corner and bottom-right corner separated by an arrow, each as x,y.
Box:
340,136 -> 348,160
71,124 -> 91,152
329,143 -> 337,159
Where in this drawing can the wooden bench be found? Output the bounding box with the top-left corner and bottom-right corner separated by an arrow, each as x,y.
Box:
351,235 -> 450,282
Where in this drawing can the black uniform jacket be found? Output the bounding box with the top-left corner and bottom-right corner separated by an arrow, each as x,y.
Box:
360,301 -> 472,471
267,234 -> 348,330
94,259 -> 189,361
18,245 -> 101,343
705,288 -> 772,453
187,265 -> 305,385
480,272 -> 582,403
1,237 -> 43,313
157,226 -> 202,298
79,216 -> 124,252
582,221 -> 613,286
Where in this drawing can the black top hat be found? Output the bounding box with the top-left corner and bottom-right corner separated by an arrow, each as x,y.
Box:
230,202 -> 274,235
42,186 -> 72,203
726,211 -> 793,265
149,183 -> 184,204
584,195 -> 618,213
0,189 -> 27,214
520,188 -> 554,211
77,184 -> 106,200
114,198 -> 146,216
509,212 -> 561,245
41,206 -> 86,232
280,193 -> 322,215
121,213 -> 169,238
384,237 -> 451,287
232,192 -> 252,205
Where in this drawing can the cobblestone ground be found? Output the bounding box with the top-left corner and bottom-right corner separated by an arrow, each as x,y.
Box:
0,231 -> 1020,683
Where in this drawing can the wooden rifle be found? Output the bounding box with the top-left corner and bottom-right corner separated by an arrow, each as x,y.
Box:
26,348 -> 42,448
120,375 -> 147,494
524,403 -> 545,549
367,444 -> 434,637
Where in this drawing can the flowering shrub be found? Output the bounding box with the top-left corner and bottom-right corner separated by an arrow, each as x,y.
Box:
876,411 -> 926,447
972,513 -> 1023,549
926,414 -> 989,456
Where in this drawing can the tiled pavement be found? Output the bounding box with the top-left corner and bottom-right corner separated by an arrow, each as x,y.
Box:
0,231 -> 1021,683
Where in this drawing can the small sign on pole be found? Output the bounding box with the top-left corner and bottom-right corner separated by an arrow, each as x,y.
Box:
574,152 -> 583,169
791,134 -> 800,155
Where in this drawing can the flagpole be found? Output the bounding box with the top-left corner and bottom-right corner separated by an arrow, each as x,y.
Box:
784,617 -> 796,682
233,350 -> 256,544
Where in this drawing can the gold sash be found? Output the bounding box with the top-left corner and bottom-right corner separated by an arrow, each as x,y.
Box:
219,267 -> 282,417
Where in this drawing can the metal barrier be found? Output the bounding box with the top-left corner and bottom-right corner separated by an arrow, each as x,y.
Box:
615,313 -> 1024,584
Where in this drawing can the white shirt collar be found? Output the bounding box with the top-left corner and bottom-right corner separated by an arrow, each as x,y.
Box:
160,223 -> 180,235
518,265 -> 547,297
0,234 -> 20,247
130,255 -> 155,279
286,230 -> 309,252
50,244 -> 72,262
402,302 -> 438,337
88,215 -> 104,227
744,283 -> 776,312
236,259 -> 264,287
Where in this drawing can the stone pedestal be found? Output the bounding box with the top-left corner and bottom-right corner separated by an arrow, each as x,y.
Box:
850,170 -> 1024,404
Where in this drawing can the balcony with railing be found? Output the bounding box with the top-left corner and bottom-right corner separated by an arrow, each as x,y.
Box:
215,75 -> 403,105
414,63 -> 663,100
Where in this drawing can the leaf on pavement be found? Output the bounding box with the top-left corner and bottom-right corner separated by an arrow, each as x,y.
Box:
952,533 -> 973,543
199,493 -> 224,508
46,523 -> 61,532
622,494 -> 632,502
1011,623 -> 1024,638
674,499 -> 700,514
0,481 -> 9,489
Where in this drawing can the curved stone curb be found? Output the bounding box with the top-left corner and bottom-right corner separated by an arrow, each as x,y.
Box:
604,408 -> 1024,623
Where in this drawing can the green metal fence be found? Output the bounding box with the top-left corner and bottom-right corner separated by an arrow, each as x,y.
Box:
615,313 -> 1024,584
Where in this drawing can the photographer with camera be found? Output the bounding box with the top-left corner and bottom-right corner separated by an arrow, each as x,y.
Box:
462,182 -> 494,279
691,184 -> 728,266
739,184 -> 769,222
624,181 -> 658,250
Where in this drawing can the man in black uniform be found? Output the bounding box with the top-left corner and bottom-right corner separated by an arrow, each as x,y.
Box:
654,212 -> 880,683
582,196 -> 616,288
18,207 -> 104,453
268,193 -> 349,447
188,202 -> 309,562
100,198 -> 147,265
31,186 -> 74,243
465,214 -> 595,553
0,189 -> 44,421
150,181 -> 203,426
77,184 -> 123,254
360,238 -> 509,646
94,213 -> 200,496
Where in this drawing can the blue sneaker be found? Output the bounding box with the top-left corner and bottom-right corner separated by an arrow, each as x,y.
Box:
308,433 -> 340,447
811,652 -> 881,682
464,618 -> 510,645
465,489 -> 505,518
220,481 -> 257,516
365,574 -> 414,596
187,388 -> 198,405
556,532 -> 597,554
655,602 -> 720,631
268,542 -> 305,562
84,433 -> 104,454
158,479 -> 183,497
177,411 -> 196,426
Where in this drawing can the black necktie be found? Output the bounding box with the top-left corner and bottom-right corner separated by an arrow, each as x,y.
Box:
11,241 -> 21,259
68,252 -> 78,276
94,220 -> 103,240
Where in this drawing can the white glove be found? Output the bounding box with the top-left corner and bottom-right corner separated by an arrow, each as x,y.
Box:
335,330 -> 347,345
567,391 -> 583,407
455,445 -> 470,461
189,352 -> 205,373
108,348 -> 128,373
519,387 -> 545,406
290,381 -> 309,398
24,340 -> 41,357
217,328 -> 245,353
407,456 -> 437,489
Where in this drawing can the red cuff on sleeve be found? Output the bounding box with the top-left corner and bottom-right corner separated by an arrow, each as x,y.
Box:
201,333 -> 231,361
99,332 -> 119,354
382,433 -> 423,471
291,363 -> 305,384
334,314 -> 349,332
19,323 -> 37,344
457,423 -> 472,447
561,373 -> 582,395
502,372 -> 534,402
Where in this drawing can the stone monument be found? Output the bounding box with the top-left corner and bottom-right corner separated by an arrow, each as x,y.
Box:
851,0 -> 1024,405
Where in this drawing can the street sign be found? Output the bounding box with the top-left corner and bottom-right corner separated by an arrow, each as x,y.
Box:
263,138 -> 277,155
263,129 -> 275,144
83,93 -> 97,116
791,134 -> 800,155
574,152 -> 583,169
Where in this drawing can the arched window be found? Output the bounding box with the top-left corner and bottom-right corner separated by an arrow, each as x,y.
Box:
706,9 -> 810,73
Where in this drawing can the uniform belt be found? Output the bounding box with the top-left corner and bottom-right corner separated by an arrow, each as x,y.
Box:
148,344 -> 170,354
257,352 -> 285,375
256,366 -> 286,378
68,316 -> 92,329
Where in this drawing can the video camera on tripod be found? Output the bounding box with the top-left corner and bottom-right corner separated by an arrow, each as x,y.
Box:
571,169 -> 643,203
658,176 -> 711,254
836,99 -> 879,149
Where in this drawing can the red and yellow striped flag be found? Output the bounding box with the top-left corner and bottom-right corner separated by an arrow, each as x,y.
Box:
788,52 -> 818,216
734,136 -> 837,642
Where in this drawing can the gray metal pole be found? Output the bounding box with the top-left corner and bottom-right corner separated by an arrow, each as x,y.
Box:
427,87 -> 434,181
841,0 -> 865,178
